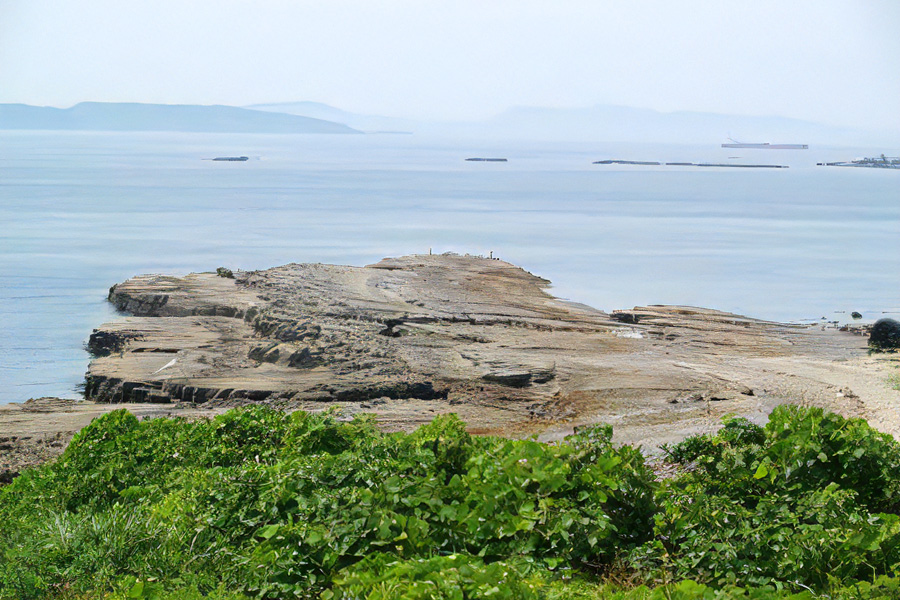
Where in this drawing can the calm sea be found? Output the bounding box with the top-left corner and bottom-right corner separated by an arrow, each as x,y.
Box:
1,131 -> 898,404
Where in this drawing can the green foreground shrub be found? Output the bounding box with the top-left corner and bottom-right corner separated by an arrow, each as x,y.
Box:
1,405 -> 898,599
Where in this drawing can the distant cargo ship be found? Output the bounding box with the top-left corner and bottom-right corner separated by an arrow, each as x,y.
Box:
721,139 -> 808,150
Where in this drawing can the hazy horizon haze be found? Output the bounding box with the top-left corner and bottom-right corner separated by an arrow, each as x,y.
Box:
1,0 -> 898,135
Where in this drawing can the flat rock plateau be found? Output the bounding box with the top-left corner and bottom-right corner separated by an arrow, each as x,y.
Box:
3,254 -> 899,480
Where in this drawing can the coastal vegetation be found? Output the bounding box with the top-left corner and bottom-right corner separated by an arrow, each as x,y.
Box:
1,405 -> 898,599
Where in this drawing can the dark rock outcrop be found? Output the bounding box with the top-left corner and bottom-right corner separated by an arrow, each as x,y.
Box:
869,318 -> 900,350
87,329 -> 142,356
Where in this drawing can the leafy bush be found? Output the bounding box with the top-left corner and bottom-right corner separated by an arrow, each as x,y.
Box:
326,553 -> 541,599
633,408 -> 900,589
660,417 -> 764,465
764,405 -> 900,513
1,405 -> 898,599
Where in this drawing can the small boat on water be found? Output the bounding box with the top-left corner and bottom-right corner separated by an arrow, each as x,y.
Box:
210,156 -> 249,161
465,157 -> 507,162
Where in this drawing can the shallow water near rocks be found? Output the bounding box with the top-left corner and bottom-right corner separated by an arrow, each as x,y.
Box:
1,131 -> 898,403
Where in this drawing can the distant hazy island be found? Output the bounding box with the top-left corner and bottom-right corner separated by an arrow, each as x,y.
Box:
0,102 -> 360,134
5,100 -> 896,145
817,155 -> 900,169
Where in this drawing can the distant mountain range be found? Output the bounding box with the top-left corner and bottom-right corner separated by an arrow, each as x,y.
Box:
1,101 -> 895,146
0,102 -> 360,134
247,101 -> 416,133
251,101 -> 897,146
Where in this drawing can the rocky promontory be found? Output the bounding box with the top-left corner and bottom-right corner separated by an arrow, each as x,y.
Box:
81,254 -> 900,444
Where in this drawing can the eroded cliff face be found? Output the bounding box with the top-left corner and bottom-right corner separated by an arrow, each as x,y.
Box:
84,254 -> 893,443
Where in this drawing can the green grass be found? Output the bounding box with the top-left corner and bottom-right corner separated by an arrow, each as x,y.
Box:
1,405 -> 898,599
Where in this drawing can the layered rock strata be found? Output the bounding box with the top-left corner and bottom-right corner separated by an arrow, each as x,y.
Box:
84,254 -> 897,443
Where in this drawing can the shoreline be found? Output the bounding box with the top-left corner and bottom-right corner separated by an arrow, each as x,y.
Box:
4,340 -> 897,483
3,254 -> 899,482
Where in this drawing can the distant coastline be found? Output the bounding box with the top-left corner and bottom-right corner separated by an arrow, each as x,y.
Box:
4,100 -> 898,145
0,102 -> 361,134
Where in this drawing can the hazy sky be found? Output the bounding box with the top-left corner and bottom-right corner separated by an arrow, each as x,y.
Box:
1,0 -> 898,131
